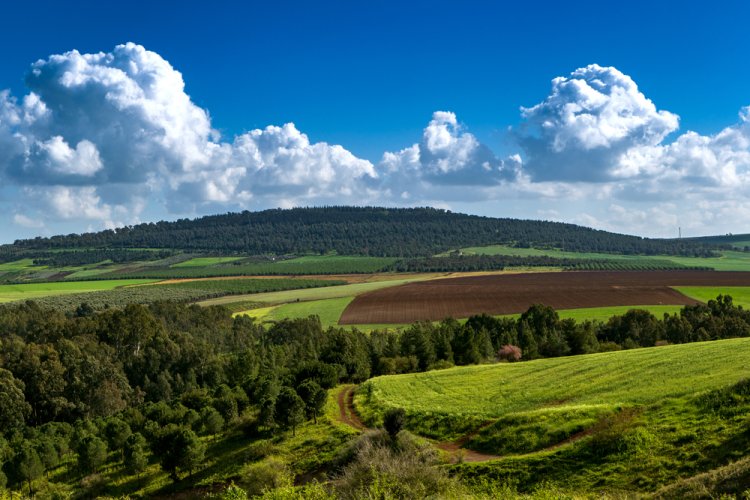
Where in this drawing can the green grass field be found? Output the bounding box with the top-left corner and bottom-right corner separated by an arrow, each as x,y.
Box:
63,267 -> 119,279
360,337 -> 750,422
265,297 -> 355,326
459,245 -> 750,271
0,258 -> 43,272
676,286 -> 750,307
557,304 -> 683,322
171,256 -> 245,267
0,279 -> 158,303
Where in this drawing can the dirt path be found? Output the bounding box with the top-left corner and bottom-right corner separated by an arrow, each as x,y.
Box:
337,385 -> 367,430
434,421 -> 502,463
335,386 -> 502,462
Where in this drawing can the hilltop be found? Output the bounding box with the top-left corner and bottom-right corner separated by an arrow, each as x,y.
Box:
4,206 -> 723,258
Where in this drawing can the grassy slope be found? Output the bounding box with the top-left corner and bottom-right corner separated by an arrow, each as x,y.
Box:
360,337 -> 750,421
359,338 -> 750,494
0,279 -> 158,303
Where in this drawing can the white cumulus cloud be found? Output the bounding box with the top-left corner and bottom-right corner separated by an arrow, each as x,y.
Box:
0,43 -> 380,228
517,64 -> 679,181
377,111 -> 521,201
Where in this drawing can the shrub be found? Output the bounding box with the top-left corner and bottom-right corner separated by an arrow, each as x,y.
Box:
335,430 -> 459,499
238,457 -> 293,497
383,408 -> 406,441
497,344 -> 522,362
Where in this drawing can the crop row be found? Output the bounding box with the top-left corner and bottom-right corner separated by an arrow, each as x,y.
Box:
15,278 -> 344,312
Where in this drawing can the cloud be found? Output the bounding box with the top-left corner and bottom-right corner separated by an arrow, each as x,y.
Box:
377,111 -> 521,201
13,213 -> 45,229
517,64 -> 679,182
0,43 -> 379,228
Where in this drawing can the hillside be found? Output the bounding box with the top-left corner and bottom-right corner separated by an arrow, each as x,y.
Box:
4,206 -> 723,258
357,338 -> 750,495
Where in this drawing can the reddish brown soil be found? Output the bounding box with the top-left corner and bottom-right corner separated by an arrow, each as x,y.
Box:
337,386 -> 367,431
339,271 -> 750,324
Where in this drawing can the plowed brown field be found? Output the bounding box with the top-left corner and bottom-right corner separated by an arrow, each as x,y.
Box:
339,271 -> 750,324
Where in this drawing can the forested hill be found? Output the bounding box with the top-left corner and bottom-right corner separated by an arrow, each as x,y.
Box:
9,207 -> 722,257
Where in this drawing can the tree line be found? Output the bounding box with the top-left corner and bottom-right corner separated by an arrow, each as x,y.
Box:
390,255 -> 710,273
6,206 -> 724,258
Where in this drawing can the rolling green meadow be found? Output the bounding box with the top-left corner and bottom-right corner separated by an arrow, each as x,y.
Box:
356,338 -> 750,494
359,337 -> 750,422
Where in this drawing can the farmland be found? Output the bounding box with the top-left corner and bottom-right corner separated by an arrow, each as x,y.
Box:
170,256 -> 245,267
206,274 -> 438,311
340,270 -> 750,324
460,244 -> 750,271
113,255 -> 399,278
0,278 -> 345,311
0,279 -> 157,303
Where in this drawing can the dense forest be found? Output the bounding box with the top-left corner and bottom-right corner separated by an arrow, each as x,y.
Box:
4,207 -> 725,258
0,295 -> 748,496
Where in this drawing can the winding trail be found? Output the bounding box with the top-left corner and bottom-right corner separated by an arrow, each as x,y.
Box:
337,385 -> 367,430
335,385 -> 499,462
433,421 -> 501,463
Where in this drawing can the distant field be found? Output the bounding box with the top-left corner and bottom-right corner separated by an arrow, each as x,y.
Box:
360,337 -> 750,422
111,255 -> 399,278
266,297 -> 355,326
339,271 -> 750,324
0,258 -> 42,272
0,279 -> 157,303
18,278 -> 340,311
460,245 -> 750,271
199,275 -> 432,307
556,304 -> 684,322
232,305 -> 277,320
459,245 -> 635,259
63,267 -> 118,279
675,286 -> 750,308
171,256 -> 244,267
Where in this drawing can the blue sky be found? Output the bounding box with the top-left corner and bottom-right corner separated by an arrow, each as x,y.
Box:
1,0 -> 749,242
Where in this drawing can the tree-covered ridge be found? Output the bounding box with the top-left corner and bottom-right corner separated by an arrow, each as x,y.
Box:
7,207 -> 724,257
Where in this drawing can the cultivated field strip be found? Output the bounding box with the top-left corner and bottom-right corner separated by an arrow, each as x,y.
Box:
340,270 -> 750,324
